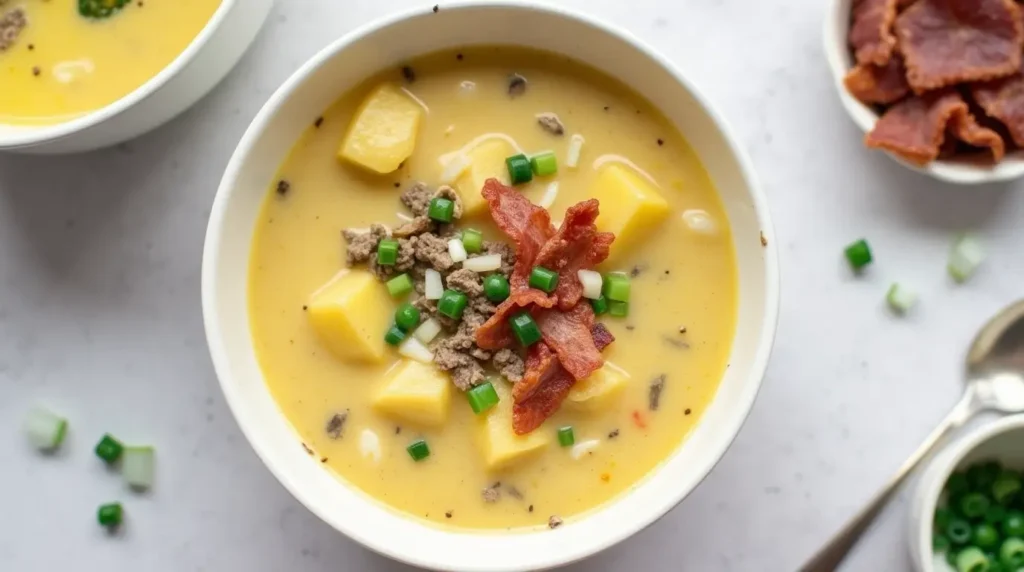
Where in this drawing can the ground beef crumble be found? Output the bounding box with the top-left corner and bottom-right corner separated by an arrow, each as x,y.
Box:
400,182 -> 434,216
492,349 -> 525,382
0,7 -> 27,52
536,112 -> 565,136
445,268 -> 482,297
342,224 -> 390,265
414,232 -> 455,272
394,216 -> 433,238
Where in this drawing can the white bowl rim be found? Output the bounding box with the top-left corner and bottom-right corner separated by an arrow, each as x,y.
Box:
0,0 -> 238,149
202,1 -> 780,569
913,415 -> 1024,571
822,0 -> 1024,185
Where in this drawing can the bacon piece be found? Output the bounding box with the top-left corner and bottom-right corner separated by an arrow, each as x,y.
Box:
844,59 -> 911,105
948,109 -> 1005,162
895,0 -> 1023,93
849,0 -> 898,66
533,199 -> 616,311
511,324 -> 616,434
972,65 -> 1024,147
474,288 -> 555,350
865,91 -> 966,165
535,302 -> 603,381
482,179 -> 555,290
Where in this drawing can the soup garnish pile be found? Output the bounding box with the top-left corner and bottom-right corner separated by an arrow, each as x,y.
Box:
249,48 -> 738,529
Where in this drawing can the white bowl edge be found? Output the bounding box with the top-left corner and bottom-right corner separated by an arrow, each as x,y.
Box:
202,2 -> 780,570
0,0 -> 272,153
823,0 -> 1024,184
909,415 -> 1024,572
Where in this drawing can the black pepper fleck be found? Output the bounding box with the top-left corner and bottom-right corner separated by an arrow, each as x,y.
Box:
608,429 -> 620,439
393,182 -> 401,188
401,65 -> 416,83
320,457 -> 328,463
395,426 -> 401,435
603,106 -> 610,111
314,116 -> 324,128
27,44 -> 34,51
456,53 -> 463,61
31,66 -> 40,77
301,443 -> 313,455
432,4 -> 439,12
657,138 -> 664,146
445,510 -> 453,518
528,505 -> 534,513
684,408 -> 692,415
678,326 -> 687,333
276,180 -> 290,195
302,305 -> 308,311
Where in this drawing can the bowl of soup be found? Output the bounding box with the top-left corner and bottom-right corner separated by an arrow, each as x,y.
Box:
202,2 -> 779,570
0,0 -> 271,153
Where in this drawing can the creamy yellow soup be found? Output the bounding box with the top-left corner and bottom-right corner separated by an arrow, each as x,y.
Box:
0,0 -> 221,125
248,47 -> 738,530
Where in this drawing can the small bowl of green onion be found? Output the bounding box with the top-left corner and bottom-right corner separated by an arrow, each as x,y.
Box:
911,416 -> 1024,572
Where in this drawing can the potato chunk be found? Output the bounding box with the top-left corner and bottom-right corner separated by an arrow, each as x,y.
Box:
589,164 -> 670,259
477,379 -> 550,471
456,139 -> 514,216
307,270 -> 394,363
339,84 -> 423,174
566,362 -> 630,411
373,360 -> 452,427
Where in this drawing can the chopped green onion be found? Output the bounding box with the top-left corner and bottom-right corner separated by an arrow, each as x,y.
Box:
557,426 -> 575,447
530,152 -> 558,177
609,300 -> 629,317
886,283 -> 918,313
962,492 -> 992,519
934,533 -> 951,553
484,274 -> 510,302
377,239 -> 399,266
844,239 -> 872,271
79,0 -> 129,19
438,290 -> 468,320
461,229 -> 483,254
386,274 -> 414,298
949,518 -> 974,545
993,474 -> 1022,505
936,507 -> 953,533
406,439 -> 430,461
949,234 -> 985,283
428,197 -> 455,223
948,472 -> 971,496
956,547 -> 989,572
602,272 -> 630,302
24,407 -> 68,451
590,295 -> 609,315
969,461 -> 1002,489
505,154 -> 533,185
974,523 -> 1001,550
1001,538 -> 1024,568
384,325 -> 407,346
509,312 -> 541,346
1004,511 -> 1024,537
466,381 -> 500,414
97,502 -> 123,528
529,266 -> 559,293
985,505 -> 1007,525
94,434 -> 124,464
395,303 -> 421,331
122,446 -> 155,489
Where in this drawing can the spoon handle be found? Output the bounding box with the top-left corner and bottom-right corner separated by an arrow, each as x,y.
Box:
799,389 -> 977,572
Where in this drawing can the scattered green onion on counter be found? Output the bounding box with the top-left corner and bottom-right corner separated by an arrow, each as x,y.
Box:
466,381 -> 500,414
122,446 -> 155,489
24,407 -> 68,451
948,234 -> 985,283
844,238 -> 872,271
886,283 -> 918,313
386,273 -> 414,298
94,434 -> 124,464
557,426 -> 575,447
407,439 -> 430,462
97,502 -> 123,529
505,154 -> 533,185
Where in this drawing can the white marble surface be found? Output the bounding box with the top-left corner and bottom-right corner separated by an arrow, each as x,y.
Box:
3,0 -> 1024,570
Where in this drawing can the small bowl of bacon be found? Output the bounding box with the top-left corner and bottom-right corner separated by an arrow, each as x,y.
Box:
825,0 -> 1024,184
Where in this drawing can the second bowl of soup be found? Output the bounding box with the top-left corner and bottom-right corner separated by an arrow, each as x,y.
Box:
204,3 -> 778,570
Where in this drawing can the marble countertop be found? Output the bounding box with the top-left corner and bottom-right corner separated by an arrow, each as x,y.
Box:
4,0 -> 1024,570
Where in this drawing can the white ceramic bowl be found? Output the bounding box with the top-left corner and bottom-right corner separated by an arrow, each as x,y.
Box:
202,2 -> 779,570
823,0 -> 1024,184
909,415 -> 1024,571
0,0 -> 271,154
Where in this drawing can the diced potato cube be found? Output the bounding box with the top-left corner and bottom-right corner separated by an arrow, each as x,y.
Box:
478,380 -> 550,471
339,84 -> 423,174
566,362 -> 630,411
307,270 -> 394,363
589,164 -> 670,259
373,360 -> 452,427
456,139 -> 514,216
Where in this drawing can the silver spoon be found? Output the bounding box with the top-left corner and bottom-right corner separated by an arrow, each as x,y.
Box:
801,299 -> 1024,571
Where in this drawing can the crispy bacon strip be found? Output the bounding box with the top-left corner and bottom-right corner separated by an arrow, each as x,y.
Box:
844,59 -> 911,105
533,199 -> 615,311
482,179 -> 555,290
535,302 -> 604,381
849,0 -> 898,66
474,289 -> 555,350
512,325 -> 616,434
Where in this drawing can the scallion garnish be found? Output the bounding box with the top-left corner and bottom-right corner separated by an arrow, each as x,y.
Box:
95,434 -> 124,464
24,407 -> 68,451
557,426 -> 575,447
407,439 -> 430,461
844,239 -> 872,271
466,381 -> 500,414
